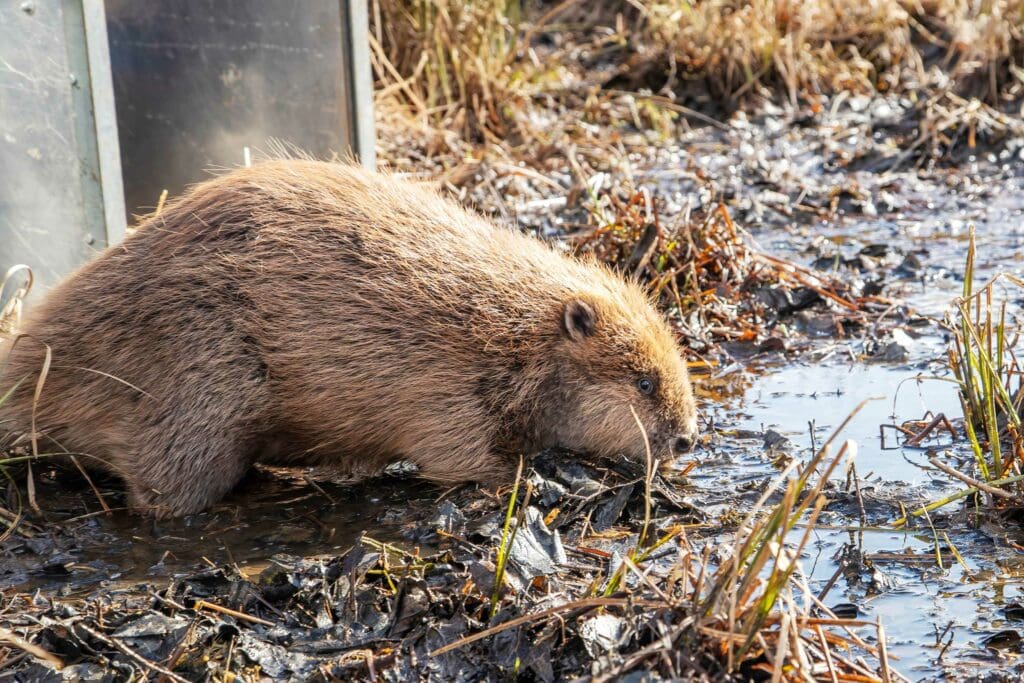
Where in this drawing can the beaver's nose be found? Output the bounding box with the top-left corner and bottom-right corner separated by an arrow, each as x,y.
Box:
674,434 -> 696,453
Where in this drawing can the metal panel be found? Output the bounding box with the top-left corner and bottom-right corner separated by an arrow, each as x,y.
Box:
0,0 -> 124,300
105,0 -> 377,221
343,0 -> 376,169
82,0 -> 127,245
0,0 -> 375,304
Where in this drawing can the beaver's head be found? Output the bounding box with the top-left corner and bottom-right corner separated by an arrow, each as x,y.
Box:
544,287 -> 699,466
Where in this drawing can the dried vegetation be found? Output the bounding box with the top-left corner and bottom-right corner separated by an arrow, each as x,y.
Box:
570,184 -> 890,353
373,0 -> 1024,181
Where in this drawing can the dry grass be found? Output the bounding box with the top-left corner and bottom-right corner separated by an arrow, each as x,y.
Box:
630,0 -> 1024,104
370,0 -> 529,143
371,0 -> 1024,180
630,0 -> 918,104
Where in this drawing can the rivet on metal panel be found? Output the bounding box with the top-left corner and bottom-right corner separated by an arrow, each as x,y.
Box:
19,2 -> 35,15
84,234 -> 95,245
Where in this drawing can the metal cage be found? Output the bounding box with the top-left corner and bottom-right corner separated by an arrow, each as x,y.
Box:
1,0 -> 375,302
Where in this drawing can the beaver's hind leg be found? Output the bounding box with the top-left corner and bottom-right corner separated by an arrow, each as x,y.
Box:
127,433 -> 256,518
126,402 -> 268,518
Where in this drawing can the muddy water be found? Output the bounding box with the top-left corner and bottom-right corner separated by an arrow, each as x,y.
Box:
2,469 -> 439,590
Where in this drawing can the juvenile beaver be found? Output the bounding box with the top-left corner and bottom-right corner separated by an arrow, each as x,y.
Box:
0,161 -> 698,517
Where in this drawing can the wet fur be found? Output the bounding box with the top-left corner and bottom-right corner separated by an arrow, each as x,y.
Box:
0,161 -> 697,517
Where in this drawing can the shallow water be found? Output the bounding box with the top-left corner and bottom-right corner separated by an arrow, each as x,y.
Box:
708,355 -> 1015,675
2,469 -> 437,590
691,168 -> 1024,676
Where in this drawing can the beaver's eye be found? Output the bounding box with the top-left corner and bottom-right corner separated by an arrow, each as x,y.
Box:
637,377 -> 655,395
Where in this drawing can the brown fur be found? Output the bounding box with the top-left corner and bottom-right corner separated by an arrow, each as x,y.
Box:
0,161 -> 698,517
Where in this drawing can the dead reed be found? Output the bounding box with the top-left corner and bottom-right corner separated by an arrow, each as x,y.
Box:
571,180 -> 879,349
894,226 -> 1024,527
372,0 -> 1024,186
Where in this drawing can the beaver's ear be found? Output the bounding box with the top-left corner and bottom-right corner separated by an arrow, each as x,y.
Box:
562,299 -> 597,341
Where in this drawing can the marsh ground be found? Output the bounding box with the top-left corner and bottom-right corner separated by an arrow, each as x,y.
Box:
4,1 -> 1024,680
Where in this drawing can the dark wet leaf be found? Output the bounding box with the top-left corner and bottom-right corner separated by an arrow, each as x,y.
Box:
340,534 -> 369,577
490,625 -> 527,667
432,501 -> 466,535
811,253 -> 843,272
865,329 -> 914,362
526,637 -> 556,683
758,336 -> 789,352
389,580 -> 431,637
995,506 -> 1024,526
754,285 -> 821,316
112,612 -> 190,639
237,632 -> 318,679
508,507 -> 566,580
39,625 -> 86,661
859,244 -> 891,258
528,472 -> 568,507
37,561 -> 72,577
982,629 -> 1022,651
895,252 -> 923,276
25,536 -> 58,555
559,465 -> 606,497
18,663 -> 108,682
830,603 -> 860,619
763,430 -> 794,451
467,511 -> 503,544
468,557 -> 499,595
594,484 -> 635,532
867,565 -> 896,595
862,278 -> 885,296
795,310 -> 841,336
216,622 -> 242,640
533,452 -> 606,497
1004,603 -> 1024,621
580,613 -> 625,657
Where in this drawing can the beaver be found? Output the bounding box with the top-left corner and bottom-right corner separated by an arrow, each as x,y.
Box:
0,161 -> 698,518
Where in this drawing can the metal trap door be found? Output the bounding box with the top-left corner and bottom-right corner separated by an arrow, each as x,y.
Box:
0,0 -> 126,301
105,0 -> 375,222
1,1 -> 374,305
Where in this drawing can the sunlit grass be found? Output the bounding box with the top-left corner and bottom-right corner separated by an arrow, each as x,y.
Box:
894,226 -> 1024,526
372,0 -> 1024,165
490,456 -> 527,618
949,226 -> 1024,485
